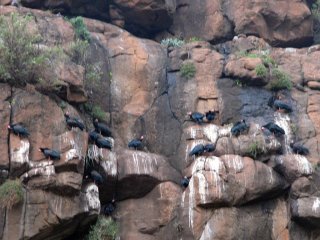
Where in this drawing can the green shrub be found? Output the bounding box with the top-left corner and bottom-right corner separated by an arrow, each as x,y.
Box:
92,105 -> 106,121
0,13 -> 47,86
269,68 -> 292,91
86,63 -> 103,85
246,142 -> 265,159
180,62 -> 196,79
255,64 -> 268,78
69,17 -> 91,42
0,179 -> 23,209
161,38 -> 185,48
188,37 -> 203,42
235,79 -> 245,87
87,217 -> 118,240
69,39 -> 89,65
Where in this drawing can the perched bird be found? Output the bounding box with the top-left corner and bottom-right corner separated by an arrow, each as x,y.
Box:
290,142 -> 309,155
204,144 -> 215,153
189,144 -> 205,157
181,176 -> 190,188
39,148 -> 60,160
64,112 -> 85,131
128,136 -> 144,150
188,112 -> 205,124
95,136 -> 112,150
89,170 -> 104,184
273,99 -> 293,113
262,122 -> 285,136
231,120 -> 249,136
8,123 -> 29,137
103,199 -> 116,216
89,130 -> 100,142
93,119 -> 112,137
268,95 -> 292,113
205,111 -> 216,122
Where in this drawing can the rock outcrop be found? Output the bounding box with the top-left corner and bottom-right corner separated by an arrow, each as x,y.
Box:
0,3 -> 320,240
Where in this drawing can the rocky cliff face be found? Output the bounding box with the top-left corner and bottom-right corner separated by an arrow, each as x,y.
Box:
0,1 -> 320,240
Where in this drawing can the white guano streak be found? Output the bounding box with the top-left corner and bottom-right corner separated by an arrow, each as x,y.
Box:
11,139 -> 29,164
274,112 -> 292,153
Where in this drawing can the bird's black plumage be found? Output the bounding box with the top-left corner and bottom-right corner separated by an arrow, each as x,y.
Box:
39,148 -> 60,160
89,131 -> 100,142
273,100 -> 293,113
93,119 -> 112,137
64,113 -> 85,131
204,144 -> 215,153
8,123 -> 29,137
90,170 -> 103,184
205,111 -> 216,122
188,112 -> 205,124
189,144 -> 205,156
103,199 -> 116,216
231,120 -> 249,136
181,176 -> 190,188
290,142 -> 309,155
95,137 -> 112,150
263,122 -> 285,136
128,136 -> 144,150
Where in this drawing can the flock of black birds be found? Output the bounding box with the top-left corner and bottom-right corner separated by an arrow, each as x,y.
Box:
7,112 -> 145,188
182,94 -> 310,188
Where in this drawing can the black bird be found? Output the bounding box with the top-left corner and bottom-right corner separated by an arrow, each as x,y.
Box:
128,136 -> 144,150
188,112 -> 205,124
64,113 -> 85,131
273,99 -> 293,113
89,170 -> 104,184
181,176 -> 190,188
204,144 -> 215,153
95,136 -> 112,150
268,95 -> 276,108
93,119 -> 112,137
8,123 -> 29,137
189,144 -> 205,156
262,122 -> 285,136
103,199 -> 116,216
205,111 -> 216,122
39,148 -> 60,160
268,95 -> 292,113
89,130 -> 100,142
290,142 -> 309,155
231,120 -> 249,136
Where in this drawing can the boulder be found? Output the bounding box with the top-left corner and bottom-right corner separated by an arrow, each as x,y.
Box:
225,0 -> 313,47
118,182 -> 181,239
224,56 -> 268,86
117,150 -> 180,200
291,197 -> 320,227
198,198 -> 289,240
269,154 -> 313,183
2,183 -> 99,240
165,0 -> 233,43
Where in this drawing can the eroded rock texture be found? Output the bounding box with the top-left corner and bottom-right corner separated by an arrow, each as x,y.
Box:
0,3 -> 320,240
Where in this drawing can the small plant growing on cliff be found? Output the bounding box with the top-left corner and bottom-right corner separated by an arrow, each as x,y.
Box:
0,13 -> 47,86
69,16 -> 91,42
246,142 -> 266,159
180,62 -> 196,79
69,39 -> 89,65
161,38 -> 185,48
84,103 -> 106,121
312,0 -> 320,43
87,217 -> 118,240
269,68 -> 292,91
255,64 -> 268,78
0,179 -> 23,209
188,37 -> 203,42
